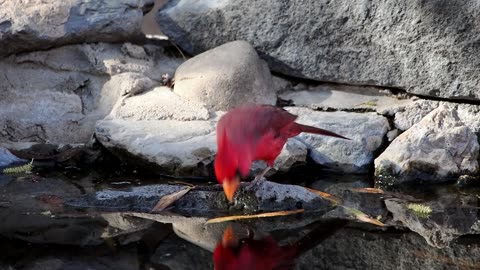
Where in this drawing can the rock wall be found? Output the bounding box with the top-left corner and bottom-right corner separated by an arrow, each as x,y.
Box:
158,0 -> 480,101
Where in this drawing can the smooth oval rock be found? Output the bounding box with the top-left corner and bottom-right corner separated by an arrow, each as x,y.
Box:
173,40 -> 276,111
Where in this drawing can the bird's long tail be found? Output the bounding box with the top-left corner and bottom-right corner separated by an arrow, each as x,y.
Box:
296,123 -> 350,140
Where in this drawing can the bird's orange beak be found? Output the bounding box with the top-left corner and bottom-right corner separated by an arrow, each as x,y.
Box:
222,176 -> 240,202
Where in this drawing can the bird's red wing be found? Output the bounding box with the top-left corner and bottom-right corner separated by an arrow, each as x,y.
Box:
217,105 -> 297,144
248,105 -> 298,138
215,105 -> 298,180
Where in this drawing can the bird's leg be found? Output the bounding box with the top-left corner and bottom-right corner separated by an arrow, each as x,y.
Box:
248,166 -> 271,188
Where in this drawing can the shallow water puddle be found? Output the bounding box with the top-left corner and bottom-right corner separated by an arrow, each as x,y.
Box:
0,170 -> 479,269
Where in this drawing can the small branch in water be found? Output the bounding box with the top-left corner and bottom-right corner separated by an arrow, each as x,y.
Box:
206,209 -> 305,224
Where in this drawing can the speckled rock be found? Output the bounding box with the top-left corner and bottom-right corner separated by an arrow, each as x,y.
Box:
375,106 -> 479,184
286,107 -> 390,173
158,0 -> 480,101
0,0 -> 149,56
108,87 -> 210,121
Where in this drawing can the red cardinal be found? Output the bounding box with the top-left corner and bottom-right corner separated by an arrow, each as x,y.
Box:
213,220 -> 348,269
214,104 -> 348,201
213,227 -> 297,270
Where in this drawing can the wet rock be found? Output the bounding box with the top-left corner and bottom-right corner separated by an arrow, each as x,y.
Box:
1,143 -> 101,165
109,86 -> 210,121
375,106 -> 479,185
279,84 -> 406,112
95,119 -> 216,176
132,209 -> 340,254
0,0 -> 148,56
151,233 -> 213,270
173,40 -> 276,111
0,147 -> 23,167
385,198 -> 478,248
0,43 -> 182,144
286,107 -> 390,173
297,227 -> 480,270
158,0 -> 480,102
0,239 -> 140,270
0,175 -> 153,245
76,180 -> 333,215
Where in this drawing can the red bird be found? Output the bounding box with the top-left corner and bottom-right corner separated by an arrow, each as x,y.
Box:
213,227 -> 297,270
213,220 -> 348,269
214,104 -> 348,201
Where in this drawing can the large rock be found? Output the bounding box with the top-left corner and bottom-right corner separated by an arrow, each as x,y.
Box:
96,119 -> 216,176
0,241 -> 140,270
95,84 -> 215,176
0,43 -> 182,144
385,198 -> 478,248
375,106 -> 479,185
173,40 -> 276,111
151,233 -> 213,270
72,180 -> 333,214
158,0 -> 480,101
0,175 -> 154,245
286,107 -> 390,173
109,87 -> 210,121
0,0 -> 149,56
298,227 -> 480,270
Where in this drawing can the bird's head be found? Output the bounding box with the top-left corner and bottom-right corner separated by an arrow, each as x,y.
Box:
215,131 -> 240,202
215,130 -> 252,202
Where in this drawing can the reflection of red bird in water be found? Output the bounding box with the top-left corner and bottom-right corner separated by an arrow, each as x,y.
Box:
213,220 -> 347,270
215,105 -> 349,201
213,227 -> 297,270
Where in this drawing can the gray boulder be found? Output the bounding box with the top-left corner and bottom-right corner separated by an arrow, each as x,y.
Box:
286,107 -> 390,173
173,40 -> 276,111
0,0 -> 149,56
96,118 -> 216,176
158,0 -> 480,101
375,106 -> 479,185
95,84 -> 215,176
0,43 -> 182,144
109,87 -> 210,121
